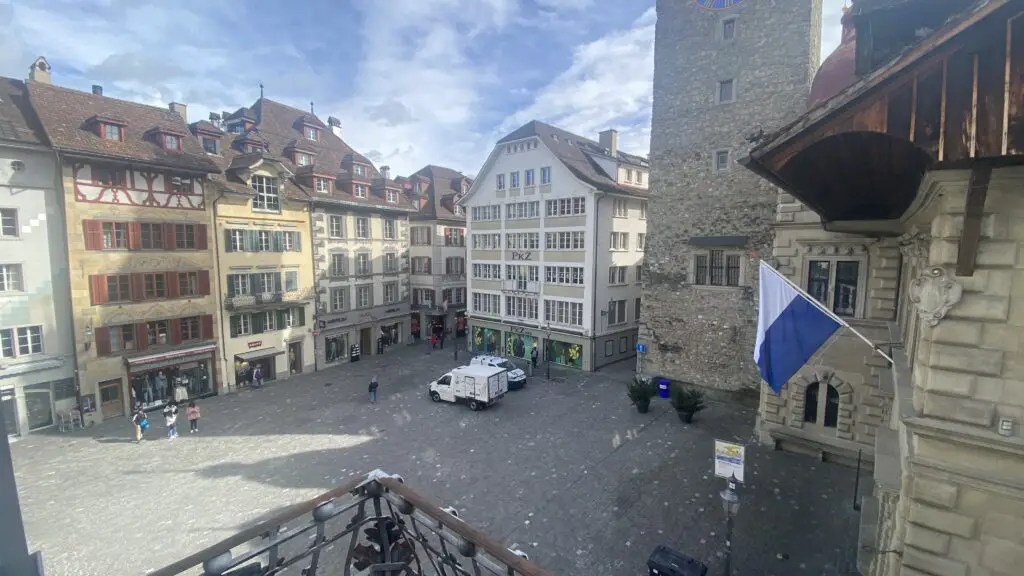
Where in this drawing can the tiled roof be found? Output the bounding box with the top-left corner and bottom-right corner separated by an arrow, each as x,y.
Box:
205,97 -> 416,211
190,120 -> 224,136
26,81 -> 219,173
497,120 -> 649,197
409,164 -> 471,221
0,77 -> 46,146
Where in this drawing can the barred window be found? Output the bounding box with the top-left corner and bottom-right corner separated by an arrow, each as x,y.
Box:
693,250 -> 742,287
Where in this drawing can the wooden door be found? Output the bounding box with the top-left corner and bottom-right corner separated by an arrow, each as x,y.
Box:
99,379 -> 124,420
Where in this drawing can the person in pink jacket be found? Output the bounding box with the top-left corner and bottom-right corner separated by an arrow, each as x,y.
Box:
187,401 -> 201,433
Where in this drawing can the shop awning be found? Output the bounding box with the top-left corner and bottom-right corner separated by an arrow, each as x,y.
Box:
235,347 -> 285,362
126,344 -> 217,370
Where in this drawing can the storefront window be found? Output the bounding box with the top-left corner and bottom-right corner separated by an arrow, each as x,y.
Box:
472,327 -> 502,354
24,382 -> 54,430
2,390 -> 17,436
325,335 -> 346,364
505,333 -> 535,360
455,312 -> 467,338
131,361 -> 212,410
548,340 -> 583,369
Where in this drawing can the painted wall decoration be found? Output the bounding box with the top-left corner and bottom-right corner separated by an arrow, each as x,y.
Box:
72,164 -> 206,210
472,327 -> 502,354
505,333 -> 535,360
549,340 -> 583,369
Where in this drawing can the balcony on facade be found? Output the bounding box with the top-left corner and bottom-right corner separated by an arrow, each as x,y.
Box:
223,287 -> 315,311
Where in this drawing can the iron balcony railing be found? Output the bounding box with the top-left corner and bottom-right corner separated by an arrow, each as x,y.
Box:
150,470 -> 550,576
224,287 -> 316,311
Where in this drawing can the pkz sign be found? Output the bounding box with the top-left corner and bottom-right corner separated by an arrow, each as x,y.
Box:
511,251 -> 532,261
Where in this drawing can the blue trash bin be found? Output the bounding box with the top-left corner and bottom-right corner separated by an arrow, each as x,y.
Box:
658,379 -> 670,399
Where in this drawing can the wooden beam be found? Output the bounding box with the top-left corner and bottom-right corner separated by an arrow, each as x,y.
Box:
971,53 -> 980,157
910,75 -> 918,142
956,162 -> 993,277
939,59 -> 948,161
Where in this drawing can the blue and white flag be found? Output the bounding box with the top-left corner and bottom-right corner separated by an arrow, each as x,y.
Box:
754,261 -> 842,394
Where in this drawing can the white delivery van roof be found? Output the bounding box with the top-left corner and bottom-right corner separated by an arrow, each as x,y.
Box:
452,365 -> 505,379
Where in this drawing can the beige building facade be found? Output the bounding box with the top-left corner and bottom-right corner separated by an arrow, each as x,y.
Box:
744,2 -> 1024,574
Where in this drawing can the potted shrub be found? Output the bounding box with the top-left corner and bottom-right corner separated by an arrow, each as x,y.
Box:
670,384 -> 706,423
627,375 -> 656,414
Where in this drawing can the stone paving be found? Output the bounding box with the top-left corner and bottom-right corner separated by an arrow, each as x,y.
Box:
10,341 -> 860,575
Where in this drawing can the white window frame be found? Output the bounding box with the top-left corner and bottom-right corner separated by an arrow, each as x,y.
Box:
356,285 -> 372,308
504,295 -> 538,320
472,263 -> 501,280
637,233 -> 647,251
383,219 -> 396,240
296,152 -> 312,166
386,190 -> 398,203
331,287 -> 347,311
541,166 -> 551,184
0,208 -> 18,238
544,299 -> 584,327
306,126 -> 319,141
356,253 -> 372,275
717,78 -> 736,104
0,264 -> 23,292
510,171 -> 520,189
496,173 -> 506,190
505,201 -> 539,220
607,299 -> 628,326
329,215 -> 345,238
613,199 -> 628,218
544,266 -> 585,286
608,266 -> 628,285
545,231 -> 585,251
525,169 -> 535,186
331,253 -> 348,277
251,175 -> 280,212
471,205 -> 501,221
802,255 -> 868,319
0,325 -> 43,358
472,233 -> 501,250
545,197 -> 586,217
610,232 -> 629,251
472,292 -> 501,316
315,177 -> 330,193
506,232 -> 540,250
383,282 -> 397,304
235,314 -> 252,336
356,217 -> 370,239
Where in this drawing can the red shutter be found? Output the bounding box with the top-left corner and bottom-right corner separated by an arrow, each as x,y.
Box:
170,318 -> 182,345
197,270 -> 211,296
131,273 -> 145,301
89,275 -> 108,305
166,272 -> 179,298
196,224 -> 208,250
135,323 -> 149,351
83,220 -> 101,250
201,314 -> 214,340
128,222 -> 141,250
164,223 -> 177,251
94,327 -> 111,356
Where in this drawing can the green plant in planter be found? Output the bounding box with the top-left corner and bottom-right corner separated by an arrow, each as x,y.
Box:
670,384 -> 706,423
627,375 -> 656,414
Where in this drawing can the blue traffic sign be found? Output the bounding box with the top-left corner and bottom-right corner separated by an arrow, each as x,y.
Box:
636,343 -> 647,354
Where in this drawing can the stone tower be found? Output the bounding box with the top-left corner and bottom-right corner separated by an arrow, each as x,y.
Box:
640,0 -> 822,392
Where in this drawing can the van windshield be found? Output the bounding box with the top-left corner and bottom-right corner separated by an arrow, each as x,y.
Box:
498,361 -> 516,370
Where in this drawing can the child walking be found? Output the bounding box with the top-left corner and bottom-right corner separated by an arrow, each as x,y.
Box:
131,407 -> 148,443
187,401 -> 201,433
163,402 -> 179,440
369,376 -> 379,403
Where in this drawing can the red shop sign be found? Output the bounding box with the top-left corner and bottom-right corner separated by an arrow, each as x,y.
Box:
247,341 -> 263,349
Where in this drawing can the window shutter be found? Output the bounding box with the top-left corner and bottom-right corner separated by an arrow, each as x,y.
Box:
294,232 -> 301,252
224,229 -> 234,252
247,274 -> 255,295
170,318 -> 182,345
196,224 -> 208,250
226,275 -> 236,298
201,315 -> 214,340
166,272 -> 179,298
89,275 -> 107,305
164,223 -> 177,251
131,273 -> 145,301
135,323 -> 149,350
272,231 -> 283,252
94,327 -> 111,356
83,220 -> 100,250
273,273 -> 282,293
247,230 -> 258,251
297,306 -> 306,326
252,312 -> 265,334
198,270 -> 211,296
128,222 -> 141,250
229,315 -> 239,338
277,309 -> 287,329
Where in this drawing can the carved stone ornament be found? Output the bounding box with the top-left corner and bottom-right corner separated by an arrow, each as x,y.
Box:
800,242 -> 869,256
898,229 -> 931,268
908,267 -> 963,327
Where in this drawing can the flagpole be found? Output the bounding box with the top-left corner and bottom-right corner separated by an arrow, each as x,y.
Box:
760,261 -> 894,364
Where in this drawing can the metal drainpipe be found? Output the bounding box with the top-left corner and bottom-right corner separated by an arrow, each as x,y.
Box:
309,200 -> 319,373
590,191 -> 603,372
211,189 -> 231,392
54,150 -> 85,422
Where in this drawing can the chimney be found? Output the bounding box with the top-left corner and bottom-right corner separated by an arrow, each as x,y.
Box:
599,129 -> 618,157
380,165 -> 391,180
28,57 -> 52,84
169,102 -> 188,123
328,116 -> 341,128
92,85 -> 103,96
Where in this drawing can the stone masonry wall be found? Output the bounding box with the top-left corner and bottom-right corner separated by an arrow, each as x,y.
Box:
642,0 -> 823,391
896,168 -> 1024,576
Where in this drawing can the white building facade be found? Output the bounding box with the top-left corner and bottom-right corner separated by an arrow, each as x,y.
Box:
462,121 -> 648,371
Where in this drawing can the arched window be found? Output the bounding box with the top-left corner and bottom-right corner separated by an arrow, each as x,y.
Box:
824,385 -> 840,428
803,380 -> 842,429
803,382 -> 819,423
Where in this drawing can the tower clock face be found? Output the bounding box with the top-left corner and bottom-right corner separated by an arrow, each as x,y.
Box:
696,0 -> 744,10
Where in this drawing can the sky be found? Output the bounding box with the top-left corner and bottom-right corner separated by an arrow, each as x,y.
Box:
0,0 -> 848,177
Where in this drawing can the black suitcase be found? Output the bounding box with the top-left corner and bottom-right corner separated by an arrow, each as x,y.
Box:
647,545 -> 708,576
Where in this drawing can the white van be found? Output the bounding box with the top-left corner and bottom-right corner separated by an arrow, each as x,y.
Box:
469,355 -> 527,390
428,365 -> 508,411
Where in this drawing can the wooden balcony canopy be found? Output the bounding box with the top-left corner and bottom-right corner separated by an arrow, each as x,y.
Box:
742,0 -> 1024,230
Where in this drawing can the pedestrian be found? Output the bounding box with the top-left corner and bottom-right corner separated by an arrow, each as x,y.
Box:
439,331 -> 445,350
163,402 -> 179,440
252,365 -> 263,388
369,375 -> 379,403
531,344 -> 539,369
431,333 -> 437,349
131,407 -> 148,443
187,401 -> 201,433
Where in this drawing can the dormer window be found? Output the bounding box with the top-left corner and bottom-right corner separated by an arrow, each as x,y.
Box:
315,177 -> 330,194
202,137 -> 218,155
625,168 -> 634,183
296,152 -> 312,166
103,124 -> 122,141
355,184 -> 368,199
354,165 -> 366,177
93,166 -> 126,187
454,205 -> 463,216
163,134 -> 181,151
305,126 -> 319,141
230,124 -> 244,135
386,190 -> 397,203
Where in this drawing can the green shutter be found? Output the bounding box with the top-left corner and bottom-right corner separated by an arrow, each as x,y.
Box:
226,275 -> 236,298
272,231 -> 284,252
229,315 -> 239,337
273,272 -> 282,293
224,230 -> 234,252
252,312 -> 265,334
297,306 -> 306,327
293,232 -> 302,252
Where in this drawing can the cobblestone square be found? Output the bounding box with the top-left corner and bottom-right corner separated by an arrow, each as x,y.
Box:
10,342 -> 860,575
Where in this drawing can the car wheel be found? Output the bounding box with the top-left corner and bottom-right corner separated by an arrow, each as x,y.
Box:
430,392 -> 441,402
469,400 -> 481,411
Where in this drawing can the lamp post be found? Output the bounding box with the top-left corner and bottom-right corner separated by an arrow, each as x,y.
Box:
545,322 -> 552,380
720,474 -> 741,576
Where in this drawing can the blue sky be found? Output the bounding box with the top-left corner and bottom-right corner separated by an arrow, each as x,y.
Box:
0,0 -> 847,176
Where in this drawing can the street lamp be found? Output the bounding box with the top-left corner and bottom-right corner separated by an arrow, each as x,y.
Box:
719,474 -> 741,576
545,322 -> 552,380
